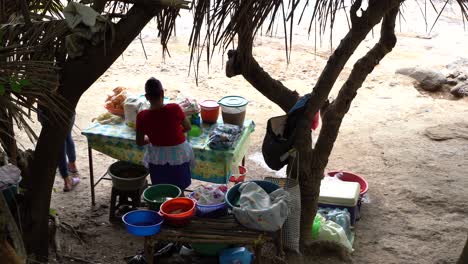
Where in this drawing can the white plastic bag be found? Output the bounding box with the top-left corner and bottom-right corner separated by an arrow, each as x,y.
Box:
176,95 -> 199,116
316,214 -> 354,252
123,96 -> 142,128
232,182 -> 290,232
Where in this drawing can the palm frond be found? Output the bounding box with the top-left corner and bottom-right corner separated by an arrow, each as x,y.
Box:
0,0 -> 64,23
0,60 -> 68,143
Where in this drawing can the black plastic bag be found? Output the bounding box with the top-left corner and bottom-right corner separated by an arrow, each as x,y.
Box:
262,115 -> 295,170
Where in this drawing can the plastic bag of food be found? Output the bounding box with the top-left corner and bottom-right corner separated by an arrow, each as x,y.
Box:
105,87 -> 127,116
176,95 -> 200,116
318,208 -> 352,241
208,124 -> 243,150
313,213 -> 354,252
191,184 -> 228,205
92,112 -> 124,125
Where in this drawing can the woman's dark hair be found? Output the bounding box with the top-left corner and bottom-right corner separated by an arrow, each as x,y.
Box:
145,77 -> 164,98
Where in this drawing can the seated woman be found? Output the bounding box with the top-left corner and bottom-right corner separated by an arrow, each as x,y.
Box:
136,77 -> 194,190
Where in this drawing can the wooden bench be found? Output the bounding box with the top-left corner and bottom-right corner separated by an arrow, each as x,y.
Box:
144,216 -> 283,264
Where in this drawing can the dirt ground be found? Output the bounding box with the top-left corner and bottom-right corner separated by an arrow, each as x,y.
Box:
28,2 -> 468,264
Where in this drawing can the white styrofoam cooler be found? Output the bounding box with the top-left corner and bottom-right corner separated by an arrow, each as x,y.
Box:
318,178 -> 361,225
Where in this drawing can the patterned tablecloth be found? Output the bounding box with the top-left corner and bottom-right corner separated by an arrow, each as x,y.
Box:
82,120 -> 255,184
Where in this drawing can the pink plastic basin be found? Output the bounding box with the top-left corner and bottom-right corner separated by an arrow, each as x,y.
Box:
327,171 -> 368,196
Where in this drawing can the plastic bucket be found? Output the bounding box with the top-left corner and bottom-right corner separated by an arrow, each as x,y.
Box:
218,96 -> 248,127
200,100 -> 220,124
143,184 -> 182,211
108,161 -> 148,191
122,210 -> 164,237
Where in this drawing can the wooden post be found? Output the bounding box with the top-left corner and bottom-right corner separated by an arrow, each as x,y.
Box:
144,236 -> 154,264
253,241 -> 263,264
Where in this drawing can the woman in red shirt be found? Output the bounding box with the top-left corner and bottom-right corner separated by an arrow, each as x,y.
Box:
136,77 -> 194,189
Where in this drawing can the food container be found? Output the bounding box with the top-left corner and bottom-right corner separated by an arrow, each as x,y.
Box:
122,210 -> 164,237
218,96 -> 248,127
108,161 -> 148,191
160,197 -> 196,226
199,100 -> 220,123
143,184 -> 182,211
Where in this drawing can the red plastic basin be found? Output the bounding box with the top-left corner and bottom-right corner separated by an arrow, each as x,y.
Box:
327,171 -> 368,196
160,197 -> 196,226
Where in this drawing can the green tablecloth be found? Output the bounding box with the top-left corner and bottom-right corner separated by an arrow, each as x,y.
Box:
81,120 -> 255,184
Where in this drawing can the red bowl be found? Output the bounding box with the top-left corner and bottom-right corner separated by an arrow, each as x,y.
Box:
160,197 -> 196,226
327,171 -> 368,196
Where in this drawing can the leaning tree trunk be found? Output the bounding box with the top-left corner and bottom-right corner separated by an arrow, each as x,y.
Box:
458,236 -> 468,264
225,0 -> 402,250
22,4 -> 158,260
295,2 -> 401,247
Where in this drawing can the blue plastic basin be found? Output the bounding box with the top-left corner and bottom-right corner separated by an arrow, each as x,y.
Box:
225,180 -> 280,208
122,210 -> 164,237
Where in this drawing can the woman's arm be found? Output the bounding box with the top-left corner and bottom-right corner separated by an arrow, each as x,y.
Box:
136,129 -> 149,146
182,117 -> 191,132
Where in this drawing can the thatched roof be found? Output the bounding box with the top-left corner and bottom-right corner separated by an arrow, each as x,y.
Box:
1,0 -> 468,143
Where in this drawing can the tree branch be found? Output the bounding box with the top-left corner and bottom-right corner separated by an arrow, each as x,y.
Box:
314,6 -> 400,165
226,6 -> 299,113
294,0 -> 402,157
57,3 -> 157,101
226,50 -> 299,113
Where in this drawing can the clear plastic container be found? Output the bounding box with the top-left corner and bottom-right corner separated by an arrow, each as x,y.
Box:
218,96 -> 248,126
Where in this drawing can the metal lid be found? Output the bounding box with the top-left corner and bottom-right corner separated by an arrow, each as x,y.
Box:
218,96 -> 248,107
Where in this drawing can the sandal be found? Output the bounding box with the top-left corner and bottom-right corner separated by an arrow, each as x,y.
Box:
63,177 -> 80,192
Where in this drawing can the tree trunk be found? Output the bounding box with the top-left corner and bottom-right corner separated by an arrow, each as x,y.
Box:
297,3 -> 401,247
0,192 -> 26,262
458,236 -> 468,264
22,4 -> 158,260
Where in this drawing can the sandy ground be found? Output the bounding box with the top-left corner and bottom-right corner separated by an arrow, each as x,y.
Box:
20,2 -> 468,263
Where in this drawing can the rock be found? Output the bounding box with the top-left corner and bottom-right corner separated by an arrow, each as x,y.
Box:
389,82 -> 399,87
446,57 -> 468,71
424,123 -> 468,141
445,78 -> 458,86
457,73 -> 468,81
396,67 -> 446,92
450,83 -> 468,97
